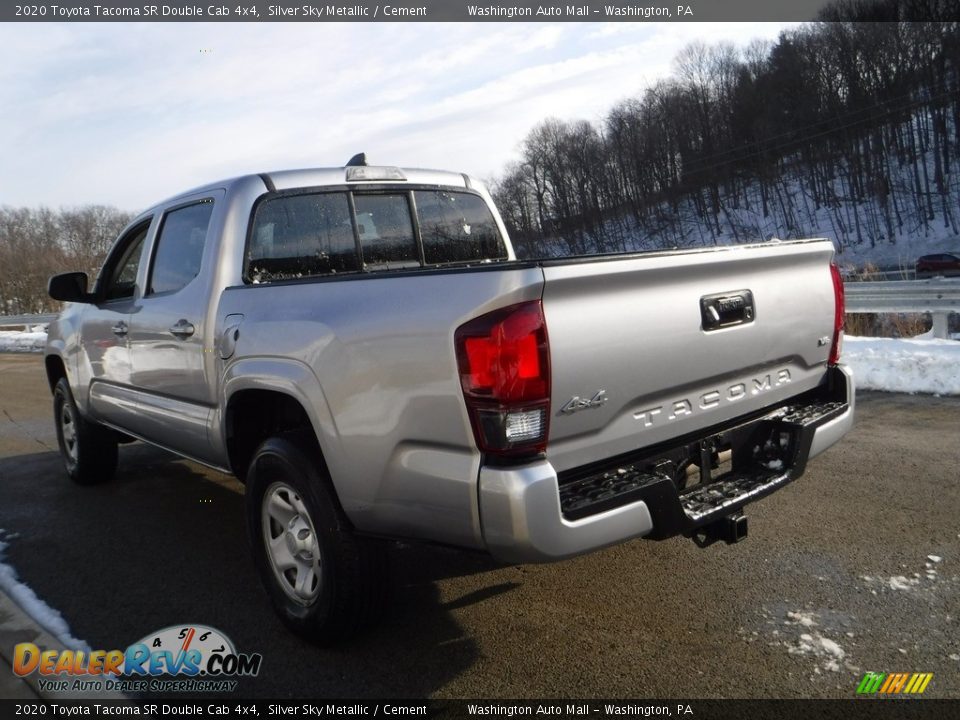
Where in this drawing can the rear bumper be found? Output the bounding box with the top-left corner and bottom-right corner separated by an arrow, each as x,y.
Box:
808,365 -> 856,460
479,365 -> 854,563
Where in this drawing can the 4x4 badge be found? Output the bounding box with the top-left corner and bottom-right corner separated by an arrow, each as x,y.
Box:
560,390 -> 608,414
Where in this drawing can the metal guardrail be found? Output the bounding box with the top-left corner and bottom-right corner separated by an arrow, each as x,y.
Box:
845,277 -> 959,338
844,278 -> 960,312
2,279 -> 958,336
0,313 -> 56,328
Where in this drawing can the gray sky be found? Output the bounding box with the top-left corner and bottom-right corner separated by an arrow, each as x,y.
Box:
0,22 -> 793,211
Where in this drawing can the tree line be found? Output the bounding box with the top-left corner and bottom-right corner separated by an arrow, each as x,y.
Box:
3,1 -> 959,315
493,1 -> 960,259
0,206 -> 132,315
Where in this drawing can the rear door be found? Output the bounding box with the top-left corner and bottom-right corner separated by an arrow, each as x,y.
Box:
541,240 -> 838,473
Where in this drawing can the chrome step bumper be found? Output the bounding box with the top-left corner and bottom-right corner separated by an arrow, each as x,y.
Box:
479,365 -> 854,562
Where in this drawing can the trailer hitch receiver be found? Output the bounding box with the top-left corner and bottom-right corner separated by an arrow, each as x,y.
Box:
692,512 -> 748,548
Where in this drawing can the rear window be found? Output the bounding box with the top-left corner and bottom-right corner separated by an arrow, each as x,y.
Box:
353,194 -> 420,269
246,189 -> 506,282
415,190 -> 507,264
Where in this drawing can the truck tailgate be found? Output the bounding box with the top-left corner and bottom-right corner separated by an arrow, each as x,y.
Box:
541,239 -> 837,474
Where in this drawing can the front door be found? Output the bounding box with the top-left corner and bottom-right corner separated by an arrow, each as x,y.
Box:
81,218 -> 152,429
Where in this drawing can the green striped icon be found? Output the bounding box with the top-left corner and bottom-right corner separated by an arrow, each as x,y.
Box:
857,672 -> 933,695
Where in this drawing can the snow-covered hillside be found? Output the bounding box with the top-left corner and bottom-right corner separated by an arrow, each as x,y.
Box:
505,100 -> 960,274
516,155 -> 960,273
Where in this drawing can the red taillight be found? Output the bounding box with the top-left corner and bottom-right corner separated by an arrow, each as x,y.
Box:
829,262 -> 845,365
455,301 -> 550,457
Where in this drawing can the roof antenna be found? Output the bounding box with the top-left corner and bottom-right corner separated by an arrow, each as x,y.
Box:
346,153 -> 367,167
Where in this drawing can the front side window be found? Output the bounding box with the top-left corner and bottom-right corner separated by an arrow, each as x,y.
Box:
101,221 -> 150,302
148,201 -> 214,295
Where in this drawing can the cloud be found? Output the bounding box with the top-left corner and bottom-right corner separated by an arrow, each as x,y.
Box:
0,21 -> 795,208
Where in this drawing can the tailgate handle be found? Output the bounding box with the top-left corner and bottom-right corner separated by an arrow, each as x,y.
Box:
700,290 -> 754,331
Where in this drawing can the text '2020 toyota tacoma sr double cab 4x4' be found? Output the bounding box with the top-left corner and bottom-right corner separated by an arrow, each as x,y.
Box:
45,156 -> 854,642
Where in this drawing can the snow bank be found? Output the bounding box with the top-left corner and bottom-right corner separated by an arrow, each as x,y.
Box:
0,531 -> 90,652
0,329 -> 47,353
844,335 -> 960,395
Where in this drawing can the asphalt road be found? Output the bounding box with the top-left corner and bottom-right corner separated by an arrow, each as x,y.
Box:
1,353 -> 958,699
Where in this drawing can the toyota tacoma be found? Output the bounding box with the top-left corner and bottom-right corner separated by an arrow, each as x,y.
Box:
44,156 -> 854,642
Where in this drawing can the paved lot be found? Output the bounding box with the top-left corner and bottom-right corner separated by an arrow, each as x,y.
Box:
0,353 -> 958,699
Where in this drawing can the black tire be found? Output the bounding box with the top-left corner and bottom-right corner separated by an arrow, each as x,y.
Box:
53,377 -> 118,485
246,431 -> 387,644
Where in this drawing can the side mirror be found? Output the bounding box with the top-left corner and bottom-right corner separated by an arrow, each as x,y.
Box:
48,272 -> 93,303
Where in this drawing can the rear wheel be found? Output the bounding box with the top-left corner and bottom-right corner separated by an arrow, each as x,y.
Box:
246,431 -> 386,643
53,378 -> 118,485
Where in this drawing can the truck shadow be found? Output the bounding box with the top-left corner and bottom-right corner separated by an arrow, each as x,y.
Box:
0,444 -> 512,698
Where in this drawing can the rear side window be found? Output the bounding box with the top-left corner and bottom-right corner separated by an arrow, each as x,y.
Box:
246,188 -> 506,282
149,201 -> 214,295
415,190 -> 507,264
248,193 -> 358,283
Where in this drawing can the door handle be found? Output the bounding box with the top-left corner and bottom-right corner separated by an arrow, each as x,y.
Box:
111,321 -> 128,336
169,319 -> 195,339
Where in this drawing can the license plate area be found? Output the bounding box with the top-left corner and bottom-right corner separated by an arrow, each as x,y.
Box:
556,375 -> 849,532
676,424 -> 796,492
557,412 -> 801,523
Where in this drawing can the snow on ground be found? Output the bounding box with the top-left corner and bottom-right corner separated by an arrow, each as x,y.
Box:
777,611 -> 856,675
860,555 -> 954,596
742,607 -> 859,677
0,325 -> 47,353
745,557 -> 956,680
843,335 -> 960,395
0,529 -> 90,652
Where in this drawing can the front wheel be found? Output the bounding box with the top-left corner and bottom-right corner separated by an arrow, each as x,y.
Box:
53,377 -> 118,485
246,432 -> 386,643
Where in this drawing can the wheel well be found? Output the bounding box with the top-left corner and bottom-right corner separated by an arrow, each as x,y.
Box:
225,390 -> 317,483
45,355 -> 67,393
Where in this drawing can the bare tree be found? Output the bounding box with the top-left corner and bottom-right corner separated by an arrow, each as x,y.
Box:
0,205 -> 132,315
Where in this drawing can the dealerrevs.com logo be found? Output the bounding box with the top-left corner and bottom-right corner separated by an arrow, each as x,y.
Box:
12,624 -> 262,693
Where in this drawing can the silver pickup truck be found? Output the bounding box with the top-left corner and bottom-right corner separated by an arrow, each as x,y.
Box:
45,158 -> 854,642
